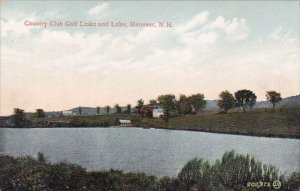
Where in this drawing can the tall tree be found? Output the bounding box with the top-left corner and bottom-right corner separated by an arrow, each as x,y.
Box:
234,89 -> 257,113
266,91 -> 282,110
126,104 -> 131,113
96,106 -> 100,115
248,93 -> 257,112
217,90 -> 236,113
177,94 -> 192,115
136,99 -> 144,112
106,105 -> 110,114
149,99 -> 157,105
12,108 -> 27,128
35,109 -> 46,118
188,93 -> 206,115
115,104 -> 122,114
78,106 -> 82,115
157,94 -> 176,117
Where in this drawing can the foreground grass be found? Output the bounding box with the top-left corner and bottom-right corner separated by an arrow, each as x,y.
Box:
0,154 -> 157,191
0,151 -> 299,191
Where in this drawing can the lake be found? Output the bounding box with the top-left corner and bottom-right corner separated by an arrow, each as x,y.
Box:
0,127 -> 299,177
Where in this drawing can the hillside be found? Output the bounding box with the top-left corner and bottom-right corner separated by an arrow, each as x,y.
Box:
204,95 -> 300,111
139,106 -> 300,138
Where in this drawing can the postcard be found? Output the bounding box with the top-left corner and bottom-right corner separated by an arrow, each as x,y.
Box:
0,1 -> 299,190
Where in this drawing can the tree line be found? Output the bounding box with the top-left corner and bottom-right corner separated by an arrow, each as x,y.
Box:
10,90 -> 282,127
218,90 -> 282,113
134,90 -> 282,116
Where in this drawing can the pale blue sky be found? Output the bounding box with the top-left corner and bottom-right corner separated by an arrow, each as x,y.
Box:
2,1 -> 299,38
1,1 -> 299,114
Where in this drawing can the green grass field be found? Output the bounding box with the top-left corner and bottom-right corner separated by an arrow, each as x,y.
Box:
139,107 -> 300,138
30,106 -> 300,138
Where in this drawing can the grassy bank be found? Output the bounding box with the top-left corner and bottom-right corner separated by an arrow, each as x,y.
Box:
13,106 -> 300,138
139,107 -> 300,138
0,151 -> 299,191
29,114 -> 140,127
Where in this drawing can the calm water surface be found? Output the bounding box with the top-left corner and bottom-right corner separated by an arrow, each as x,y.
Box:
0,127 -> 299,177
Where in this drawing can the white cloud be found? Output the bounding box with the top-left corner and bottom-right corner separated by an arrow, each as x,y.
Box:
203,16 -> 248,40
0,10 -> 69,38
268,27 -> 295,43
88,3 -> 109,16
1,19 -> 29,37
1,11 -> 37,37
176,11 -> 209,34
1,10 -> 299,115
177,12 -> 249,46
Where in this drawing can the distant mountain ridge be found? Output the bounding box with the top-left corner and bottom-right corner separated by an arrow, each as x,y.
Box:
253,95 -> 300,109
68,106 -> 128,115
204,95 -> 300,111
204,100 -> 219,111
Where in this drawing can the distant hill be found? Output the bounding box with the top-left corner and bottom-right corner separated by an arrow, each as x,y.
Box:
253,95 -> 300,109
69,107 -> 97,115
204,95 -> 300,111
69,106 -> 128,115
204,100 -> 219,111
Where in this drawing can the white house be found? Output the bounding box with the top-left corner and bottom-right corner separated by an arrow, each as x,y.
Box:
153,109 -> 164,118
63,110 -> 76,116
118,119 -> 132,127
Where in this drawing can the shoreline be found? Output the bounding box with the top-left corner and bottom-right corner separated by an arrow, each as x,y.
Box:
2,107 -> 300,139
1,125 -> 300,139
147,126 -> 300,139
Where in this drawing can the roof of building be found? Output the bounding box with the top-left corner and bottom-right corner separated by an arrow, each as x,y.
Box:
119,119 -> 131,123
140,105 -> 157,112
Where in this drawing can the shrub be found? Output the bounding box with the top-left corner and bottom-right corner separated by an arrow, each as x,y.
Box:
177,150 -> 285,190
37,152 -> 45,163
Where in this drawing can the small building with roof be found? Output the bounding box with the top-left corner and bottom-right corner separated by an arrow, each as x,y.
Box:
118,119 -> 132,127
